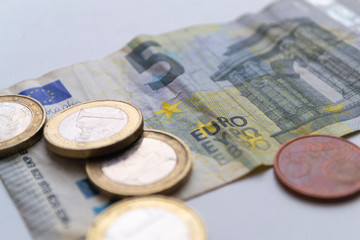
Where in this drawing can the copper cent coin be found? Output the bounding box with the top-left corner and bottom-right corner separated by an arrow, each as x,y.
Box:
274,135 -> 360,199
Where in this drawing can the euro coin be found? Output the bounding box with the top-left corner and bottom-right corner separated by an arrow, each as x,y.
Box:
86,196 -> 207,240
274,135 -> 360,199
44,100 -> 143,158
0,95 -> 46,158
86,129 -> 192,197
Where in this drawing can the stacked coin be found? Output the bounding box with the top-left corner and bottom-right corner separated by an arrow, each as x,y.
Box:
43,100 -> 193,196
274,135 -> 360,199
0,95 -> 46,158
39,99 -> 205,239
0,95 -> 205,239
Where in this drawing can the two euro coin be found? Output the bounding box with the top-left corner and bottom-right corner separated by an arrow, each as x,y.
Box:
87,196 -> 206,240
86,129 -> 192,197
0,95 -> 46,158
44,100 -> 143,158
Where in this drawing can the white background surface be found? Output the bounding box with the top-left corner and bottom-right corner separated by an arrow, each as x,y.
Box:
1,0 -> 360,239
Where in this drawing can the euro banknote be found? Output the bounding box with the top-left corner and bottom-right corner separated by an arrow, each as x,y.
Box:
2,0 -> 360,239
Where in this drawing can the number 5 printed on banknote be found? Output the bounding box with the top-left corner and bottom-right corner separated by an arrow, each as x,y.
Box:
1,0 -> 360,239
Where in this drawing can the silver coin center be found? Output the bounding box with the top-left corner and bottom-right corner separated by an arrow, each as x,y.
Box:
0,102 -> 32,142
58,106 -> 128,143
102,138 -> 177,185
104,207 -> 191,240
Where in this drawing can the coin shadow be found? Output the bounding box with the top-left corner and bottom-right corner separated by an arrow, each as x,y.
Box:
84,137 -> 143,164
232,163 -> 360,205
45,146 -> 124,203
44,144 -> 87,169
272,170 -> 360,205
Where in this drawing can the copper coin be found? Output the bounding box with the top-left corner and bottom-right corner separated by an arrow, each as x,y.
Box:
274,135 -> 360,199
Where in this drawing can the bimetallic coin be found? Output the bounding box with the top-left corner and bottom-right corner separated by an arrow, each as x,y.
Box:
86,196 -> 207,240
0,95 -> 46,158
86,129 -> 192,197
44,100 -> 143,158
274,135 -> 360,199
